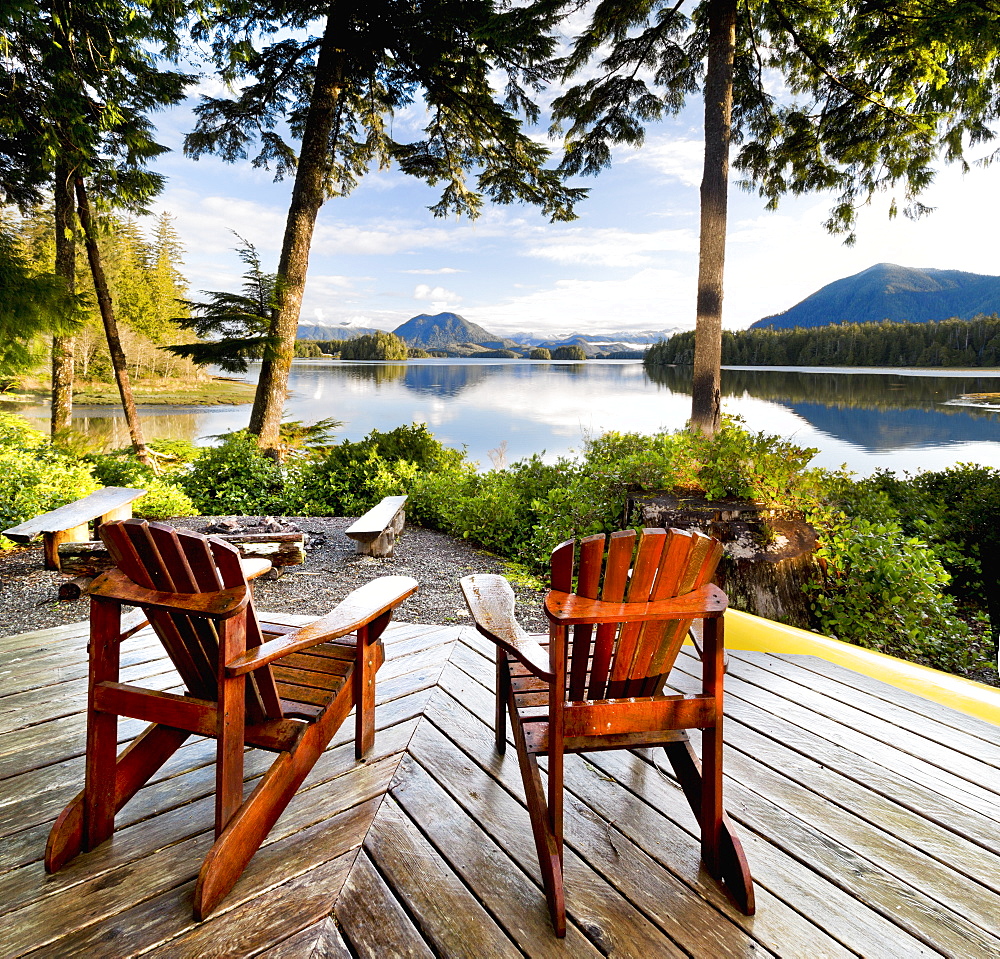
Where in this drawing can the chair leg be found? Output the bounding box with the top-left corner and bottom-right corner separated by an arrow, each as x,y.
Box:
194,677 -> 356,920
355,623 -> 380,759
509,706 -> 565,936
216,616 -> 247,837
495,649 -> 509,754
46,723 -> 191,873
662,738 -> 755,915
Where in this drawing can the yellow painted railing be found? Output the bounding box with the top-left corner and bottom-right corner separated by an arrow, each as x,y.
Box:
722,608 -> 1000,728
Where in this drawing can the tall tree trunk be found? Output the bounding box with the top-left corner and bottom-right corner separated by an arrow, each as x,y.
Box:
691,0 -> 737,436
248,6 -> 345,448
74,176 -> 151,465
51,160 -> 75,436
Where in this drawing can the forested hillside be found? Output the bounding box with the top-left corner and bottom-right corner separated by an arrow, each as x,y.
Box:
8,207 -> 199,382
753,264 -> 1000,329
645,316 -> 1000,369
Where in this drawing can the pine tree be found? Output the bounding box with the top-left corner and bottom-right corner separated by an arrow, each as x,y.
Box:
187,1 -> 586,449
0,1 -> 192,461
555,1 -> 1000,433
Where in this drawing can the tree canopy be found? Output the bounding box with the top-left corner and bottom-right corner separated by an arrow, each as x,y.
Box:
339,332 -> 409,361
167,234 -> 279,373
0,219 -> 82,386
553,0 -> 1000,431
186,0 -> 588,447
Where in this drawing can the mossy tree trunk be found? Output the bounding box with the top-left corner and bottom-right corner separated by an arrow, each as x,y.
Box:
248,7 -> 346,449
50,160 -> 75,436
691,0 -> 737,436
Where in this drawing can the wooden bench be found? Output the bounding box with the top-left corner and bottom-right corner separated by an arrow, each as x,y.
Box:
2,486 -> 146,571
345,495 -> 407,557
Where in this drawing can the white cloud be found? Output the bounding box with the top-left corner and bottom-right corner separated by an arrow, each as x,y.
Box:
624,136 -> 704,188
401,267 -> 463,275
464,267 -> 696,335
413,283 -> 462,313
527,226 -> 696,268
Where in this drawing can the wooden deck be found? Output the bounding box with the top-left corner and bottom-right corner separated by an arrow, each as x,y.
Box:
2,615 -> 1000,957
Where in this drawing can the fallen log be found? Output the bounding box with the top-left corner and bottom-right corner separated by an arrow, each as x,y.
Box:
214,531 -> 306,567
58,530 -> 307,573
59,575 -> 94,600
56,541 -> 114,577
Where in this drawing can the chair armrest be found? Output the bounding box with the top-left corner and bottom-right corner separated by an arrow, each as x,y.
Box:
460,574 -> 553,680
225,575 -> 418,676
545,583 -> 727,625
89,568 -> 250,619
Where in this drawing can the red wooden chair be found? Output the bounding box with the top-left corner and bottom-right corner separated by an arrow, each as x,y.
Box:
461,527 -> 754,936
45,519 -> 417,919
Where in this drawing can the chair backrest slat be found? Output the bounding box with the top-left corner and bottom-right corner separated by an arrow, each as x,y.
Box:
102,521 -> 215,698
624,530 -> 699,695
208,537 -> 282,717
559,527 -> 724,703
586,530 -> 635,700
566,535 -> 605,700
604,528 -> 666,698
100,520 -> 282,721
638,535 -> 723,695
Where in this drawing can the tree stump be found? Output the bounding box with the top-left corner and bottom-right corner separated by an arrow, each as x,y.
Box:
627,493 -> 818,628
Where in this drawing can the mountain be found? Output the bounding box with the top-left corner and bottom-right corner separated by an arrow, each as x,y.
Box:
391,312 -> 513,349
507,328 -> 682,347
297,323 -> 383,340
753,264 -> 1000,329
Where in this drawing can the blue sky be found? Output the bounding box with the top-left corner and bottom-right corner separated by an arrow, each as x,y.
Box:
144,68 -> 1000,340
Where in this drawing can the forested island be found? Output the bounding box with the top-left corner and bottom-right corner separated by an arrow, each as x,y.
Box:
645,315 -> 1000,369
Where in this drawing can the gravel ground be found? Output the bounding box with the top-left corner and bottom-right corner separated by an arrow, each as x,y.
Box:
0,516 -> 549,638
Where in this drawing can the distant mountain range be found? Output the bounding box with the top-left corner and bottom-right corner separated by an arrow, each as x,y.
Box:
298,313 -> 682,357
296,323 -> 383,340
753,263 -> 1000,329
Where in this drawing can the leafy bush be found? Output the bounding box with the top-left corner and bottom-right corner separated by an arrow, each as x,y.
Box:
87,451 -> 197,520
178,432 -> 291,515
409,454 -> 577,563
838,464 -> 1000,663
805,513 -> 983,673
0,416 -> 100,546
294,423 -> 461,516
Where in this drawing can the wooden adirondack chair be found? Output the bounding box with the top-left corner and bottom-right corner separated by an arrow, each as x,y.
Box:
461,527 -> 754,936
45,519 -> 417,919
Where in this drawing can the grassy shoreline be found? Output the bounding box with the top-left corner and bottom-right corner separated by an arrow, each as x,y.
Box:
5,376 -> 257,407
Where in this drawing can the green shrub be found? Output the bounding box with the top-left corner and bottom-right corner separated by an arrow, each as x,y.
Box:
0,446 -> 99,546
839,464 -> 1000,663
805,513 -> 985,673
178,432 -> 290,515
0,413 -> 47,450
294,424 -> 460,516
87,451 -> 197,520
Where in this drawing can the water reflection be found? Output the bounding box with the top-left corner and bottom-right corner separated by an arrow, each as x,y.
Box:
648,365 -> 1000,455
648,364 -> 1000,413
9,360 -> 1000,474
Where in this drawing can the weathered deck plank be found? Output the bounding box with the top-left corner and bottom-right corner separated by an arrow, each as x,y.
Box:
0,618 -> 998,958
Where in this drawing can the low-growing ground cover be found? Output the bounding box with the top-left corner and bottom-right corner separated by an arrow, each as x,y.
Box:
1,413 -> 995,683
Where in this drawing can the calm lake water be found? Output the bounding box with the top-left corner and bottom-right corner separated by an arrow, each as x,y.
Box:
12,359 -> 1000,476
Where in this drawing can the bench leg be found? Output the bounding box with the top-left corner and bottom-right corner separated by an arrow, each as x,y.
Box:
43,524 -> 90,571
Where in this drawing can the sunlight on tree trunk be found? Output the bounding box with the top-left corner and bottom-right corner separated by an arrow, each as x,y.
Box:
691,0 -> 737,437
50,161 -> 75,436
74,177 -> 151,465
248,20 -> 345,448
